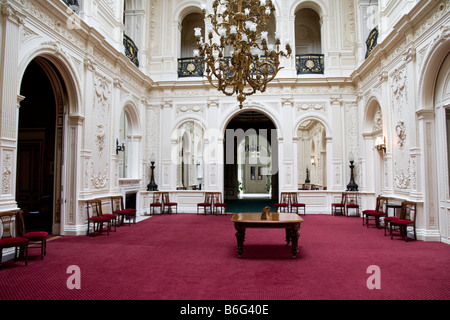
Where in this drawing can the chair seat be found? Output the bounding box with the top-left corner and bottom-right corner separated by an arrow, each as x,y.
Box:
165,202 -> 177,206
102,213 -> 117,218
23,231 -> 48,240
332,203 -> 344,206
114,210 -> 130,215
347,204 -> 359,208
150,203 -> 162,206
198,203 -> 211,206
275,203 -> 288,206
125,209 -> 137,213
363,210 -> 384,216
89,216 -> 110,222
390,219 -> 413,225
0,237 -> 29,247
292,203 -> 305,206
384,216 -> 399,221
214,202 -> 227,206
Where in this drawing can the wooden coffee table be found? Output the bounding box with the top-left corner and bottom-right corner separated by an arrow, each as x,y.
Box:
231,212 -> 304,259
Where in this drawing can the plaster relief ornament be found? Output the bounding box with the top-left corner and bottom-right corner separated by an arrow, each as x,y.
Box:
95,124 -> 106,158
396,121 -> 407,148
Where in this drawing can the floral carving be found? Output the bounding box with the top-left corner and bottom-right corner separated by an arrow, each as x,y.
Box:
396,121 -> 407,148
95,124 -> 106,158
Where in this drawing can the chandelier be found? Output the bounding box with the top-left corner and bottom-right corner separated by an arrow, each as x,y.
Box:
194,0 -> 292,108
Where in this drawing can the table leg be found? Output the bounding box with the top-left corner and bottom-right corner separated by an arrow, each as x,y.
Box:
290,224 -> 301,259
234,225 -> 246,258
285,228 -> 291,246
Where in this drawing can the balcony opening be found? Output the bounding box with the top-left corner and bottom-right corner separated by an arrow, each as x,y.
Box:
295,8 -> 324,75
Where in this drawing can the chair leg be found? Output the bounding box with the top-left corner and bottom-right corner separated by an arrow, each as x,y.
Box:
24,245 -> 28,266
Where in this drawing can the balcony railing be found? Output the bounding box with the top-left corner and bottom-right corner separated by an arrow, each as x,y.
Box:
178,57 -> 204,77
177,56 -> 276,78
365,27 -> 379,59
296,54 -> 325,75
62,0 -> 80,13
123,34 -> 139,68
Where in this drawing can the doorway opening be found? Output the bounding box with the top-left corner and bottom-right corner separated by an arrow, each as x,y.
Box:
17,58 -> 65,234
224,111 -> 278,207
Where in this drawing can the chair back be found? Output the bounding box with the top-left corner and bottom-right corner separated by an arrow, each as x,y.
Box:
162,192 -> 171,203
86,199 -> 103,218
346,192 -> 358,205
205,192 -> 214,204
211,192 -> 222,203
152,192 -> 162,203
339,192 -> 347,205
111,196 -> 125,212
400,201 -> 417,221
375,196 -> 388,212
290,192 -> 298,204
280,192 -> 290,204
0,211 -> 19,239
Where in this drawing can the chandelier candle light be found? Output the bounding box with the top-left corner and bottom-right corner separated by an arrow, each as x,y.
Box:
194,0 -> 292,108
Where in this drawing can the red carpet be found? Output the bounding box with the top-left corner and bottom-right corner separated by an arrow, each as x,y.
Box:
0,214 -> 449,300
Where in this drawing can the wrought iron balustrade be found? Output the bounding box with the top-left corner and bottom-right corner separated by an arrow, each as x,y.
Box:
365,27 -> 379,59
178,56 -> 276,78
123,34 -> 139,68
178,57 -> 204,77
296,54 -> 325,75
62,0 -> 80,12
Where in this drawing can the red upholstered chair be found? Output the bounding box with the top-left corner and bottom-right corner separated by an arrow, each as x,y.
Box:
111,196 -> 133,226
290,193 -> 306,215
345,192 -> 360,217
86,199 -> 110,236
383,203 -> 402,236
197,192 -> 212,215
275,192 -> 290,213
0,211 -> 29,269
162,192 -> 177,214
212,192 -> 227,215
331,193 -> 346,216
17,210 -> 48,260
97,200 -> 118,232
362,196 -> 388,228
390,201 -> 417,241
149,192 -> 163,215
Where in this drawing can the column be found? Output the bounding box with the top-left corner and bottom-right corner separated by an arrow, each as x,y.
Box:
0,3 -> 25,209
330,96 -> 344,190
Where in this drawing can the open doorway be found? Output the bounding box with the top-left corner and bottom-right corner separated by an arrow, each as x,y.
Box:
224,111 -> 278,201
17,58 -> 65,234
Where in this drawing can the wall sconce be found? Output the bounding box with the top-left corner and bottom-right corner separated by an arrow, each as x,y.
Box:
375,136 -> 386,153
311,156 -> 316,166
116,139 -> 125,155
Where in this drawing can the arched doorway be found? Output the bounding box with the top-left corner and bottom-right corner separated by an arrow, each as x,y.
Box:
224,111 -> 278,201
18,58 -> 65,234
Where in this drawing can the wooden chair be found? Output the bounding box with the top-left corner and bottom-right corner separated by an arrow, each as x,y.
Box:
212,192 -> 227,215
100,201 -> 119,232
345,192 -> 360,217
275,192 -> 290,212
331,193 -> 346,216
86,199 -> 110,236
197,192 -> 212,215
111,196 -> 134,226
390,201 -> 417,241
290,193 -> 306,215
0,211 -> 29,269
362,196 -> 388,228
383,203 -> 402,236
162,192 -> 177,214
17,210 -> 48,260
149,192 -> 163,215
